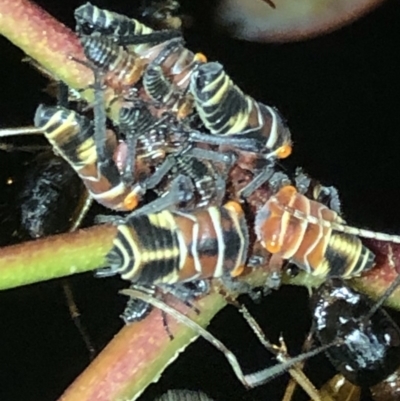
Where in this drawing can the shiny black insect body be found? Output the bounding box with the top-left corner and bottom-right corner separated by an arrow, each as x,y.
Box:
311,279 -> 400,400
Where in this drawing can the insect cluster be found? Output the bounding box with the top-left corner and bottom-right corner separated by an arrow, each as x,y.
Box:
2,1 -> 400,400
31,1 -> 297,319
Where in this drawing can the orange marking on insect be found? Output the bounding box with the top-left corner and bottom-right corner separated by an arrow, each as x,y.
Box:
230,264 -> 245,278
276,144 -> 292,159
256,185 -> 376,278
124,193 -> 140,210
223,200 -> 244,216
194,53 -> 207,63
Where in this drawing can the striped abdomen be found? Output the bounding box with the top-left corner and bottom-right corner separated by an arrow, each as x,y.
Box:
143,63 -> 196,119
190,62 -> 292,159
106,201 -> 249,285
255,186 -> 375,278
75,2 -> 154,53
34,105 -> 142,211
81,36 -> 145,92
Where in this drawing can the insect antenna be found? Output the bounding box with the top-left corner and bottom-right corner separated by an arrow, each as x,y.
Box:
0,126 -> 43,136
121,286 -> 338,391
363,270 -> 400,323
233,301 -> 324,401
282,203 -> 400,243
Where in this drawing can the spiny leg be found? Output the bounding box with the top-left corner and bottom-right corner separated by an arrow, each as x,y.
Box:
190,130 -> 260,152
61,278 -> 96,359
62,191 -> 96,359
295,167 -> 341,214
125,173 -> 195,218
117,30 -> 182,46
68,56 -> 109,163
238,164 -> 276,199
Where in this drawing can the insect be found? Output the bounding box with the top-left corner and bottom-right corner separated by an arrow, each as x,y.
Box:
189,61 -> 292,198
142,62 -> 198,121
100,199 -> 248,323
32,104 -> 144,212
74,2 -> 181,51
0,134 -> 96,358
74,3 -> 208,122
99,200 -> 249,285
139,0 -> 185,31
155,390 -> 215,401
255,185 -> 400,279
102,99 -> 229,217
310,279 -> 400,401
77,33 -> 206,123
18,153 -> 89,239
79,35 -> 146,96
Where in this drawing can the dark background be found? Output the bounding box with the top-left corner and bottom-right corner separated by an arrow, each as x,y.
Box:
0,1 -> 400,400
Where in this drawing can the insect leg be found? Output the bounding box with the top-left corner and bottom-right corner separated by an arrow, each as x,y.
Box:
117,30 -> 182,47
61,278 -> 96,360
68,56 -> 110,163
295,167 -> 341,214
121,286 -> 338,389
146,36 -> 185,67
126,174 -> 195,217
227,299 -> 323,401
61,192 -> 95,359
185,146 -> 237,167
121,284 -> 156,324
190,130 -> 260,152
158,282 -> 211,339
238,164 -> 276,199
160,281 -> 210,313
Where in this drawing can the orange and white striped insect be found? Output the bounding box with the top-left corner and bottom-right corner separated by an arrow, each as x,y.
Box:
255,185 -> 400,278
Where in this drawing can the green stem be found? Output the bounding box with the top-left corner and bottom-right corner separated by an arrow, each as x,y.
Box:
0,225 -> 116,290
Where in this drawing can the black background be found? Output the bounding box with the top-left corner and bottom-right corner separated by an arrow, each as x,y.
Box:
0,1 -> 400,400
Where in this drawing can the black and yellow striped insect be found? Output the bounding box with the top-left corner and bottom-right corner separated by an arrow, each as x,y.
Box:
75,2 -> 180,51
75,3 -> 206,120
33,104 -> 145,211
189,61 -> 292,198
100,200 -> 249,284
